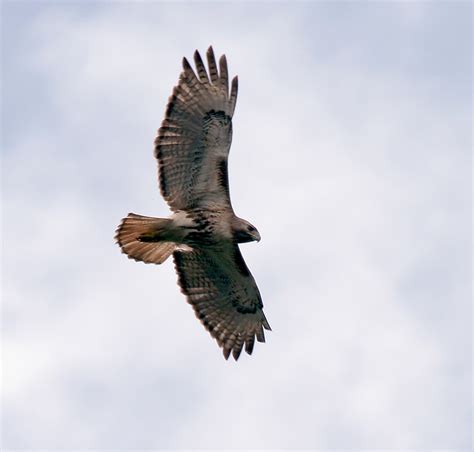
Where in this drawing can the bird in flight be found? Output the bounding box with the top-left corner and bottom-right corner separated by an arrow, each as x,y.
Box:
115,46 -> 270,360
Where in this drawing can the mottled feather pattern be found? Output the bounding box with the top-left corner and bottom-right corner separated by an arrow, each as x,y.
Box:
155,46 -> 238,212
173,246 -> 271,360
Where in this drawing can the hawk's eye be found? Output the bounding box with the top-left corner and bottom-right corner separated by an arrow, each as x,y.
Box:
248,226 -> 255,232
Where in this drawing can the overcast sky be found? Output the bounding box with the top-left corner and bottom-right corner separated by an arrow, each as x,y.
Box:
2,1 -> 472,450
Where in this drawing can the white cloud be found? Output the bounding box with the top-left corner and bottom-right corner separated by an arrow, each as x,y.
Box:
2,1 -> 471,450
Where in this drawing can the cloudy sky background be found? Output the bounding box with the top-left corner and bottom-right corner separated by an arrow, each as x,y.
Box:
2,1 -> 472,450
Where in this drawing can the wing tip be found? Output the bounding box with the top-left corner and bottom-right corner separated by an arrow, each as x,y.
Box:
223,347 -> 231,360
219,53 -> 227,66
245,337 -> 255,355
182,56 -> 191,70
232,75 -> 238,91
232,346 -> 243,361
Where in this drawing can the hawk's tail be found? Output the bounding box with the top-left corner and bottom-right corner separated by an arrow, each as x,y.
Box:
115,213 -> 176,264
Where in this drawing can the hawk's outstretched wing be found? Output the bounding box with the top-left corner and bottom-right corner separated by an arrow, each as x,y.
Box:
155,46 -> 238,212
173,244 -> 271,360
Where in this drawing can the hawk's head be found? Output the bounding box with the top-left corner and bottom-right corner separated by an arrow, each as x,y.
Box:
233,218 -> 261,243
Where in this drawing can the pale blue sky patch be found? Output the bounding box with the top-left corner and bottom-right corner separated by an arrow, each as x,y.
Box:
2,1 -> 472,449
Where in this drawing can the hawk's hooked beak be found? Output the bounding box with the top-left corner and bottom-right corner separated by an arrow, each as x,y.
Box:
253,230 -> 261,242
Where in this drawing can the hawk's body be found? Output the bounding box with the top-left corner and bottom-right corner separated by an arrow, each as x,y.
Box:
116,47 -> 270,360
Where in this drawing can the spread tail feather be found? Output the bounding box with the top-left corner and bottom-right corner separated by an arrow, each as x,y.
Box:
115,213 -> 176,264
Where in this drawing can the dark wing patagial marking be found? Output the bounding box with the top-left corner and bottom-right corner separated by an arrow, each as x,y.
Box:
173,245 -> 271,360
216,158 -> 230,199
155,46 -> 239,212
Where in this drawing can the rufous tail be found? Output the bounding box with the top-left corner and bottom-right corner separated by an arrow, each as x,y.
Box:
115,213 -> 176,264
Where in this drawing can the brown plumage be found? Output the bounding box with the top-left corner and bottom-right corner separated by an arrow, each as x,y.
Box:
115,46 -> 270,360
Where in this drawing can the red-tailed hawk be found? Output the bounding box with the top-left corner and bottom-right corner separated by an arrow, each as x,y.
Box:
115,47 -> 270,360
